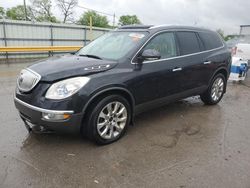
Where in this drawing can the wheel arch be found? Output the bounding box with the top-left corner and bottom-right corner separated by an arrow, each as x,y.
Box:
82,87 -> 135,123
209,67 -> 229,92
215,68 -> 228,79
210,67 -> 229,82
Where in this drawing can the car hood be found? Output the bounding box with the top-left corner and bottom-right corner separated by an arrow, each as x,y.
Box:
28,55 -> 117,82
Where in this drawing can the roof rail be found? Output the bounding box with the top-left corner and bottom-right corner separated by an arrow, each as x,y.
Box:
118,25 -> 153,29
149,24 -> 177,29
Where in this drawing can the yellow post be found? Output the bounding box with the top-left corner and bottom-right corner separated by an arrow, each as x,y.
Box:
89,16 -> 93,41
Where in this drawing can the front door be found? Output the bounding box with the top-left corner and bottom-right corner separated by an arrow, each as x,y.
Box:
131,32 -> 183,108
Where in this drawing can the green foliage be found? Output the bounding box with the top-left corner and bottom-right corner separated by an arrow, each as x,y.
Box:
0,7 -> 5,19
6,5 -> 34,20
31,0 -> 59,23
119,15 -> 141,26
36,15 -> 58,22
78,11 -> 109,28
224,34 -> 239,41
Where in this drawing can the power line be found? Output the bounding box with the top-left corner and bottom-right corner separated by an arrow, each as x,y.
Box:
77,5 -> 115,17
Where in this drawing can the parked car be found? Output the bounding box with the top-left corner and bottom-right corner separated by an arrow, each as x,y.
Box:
14,25 -> 231,144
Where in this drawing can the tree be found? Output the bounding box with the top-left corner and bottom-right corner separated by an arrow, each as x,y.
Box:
0,7 -> 5,19
57,0 -> 78,23
216,29 -> 225,39
30,0 -> 58,22
6,5 -> 34,20
224,34 -> 239,41
119,15 -> 141,26
78,11 -> 109,28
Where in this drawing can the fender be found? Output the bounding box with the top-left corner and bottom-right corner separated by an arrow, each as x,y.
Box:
211,66 -> 229,81
81,86 -> 136,123
207,66 -> 229,92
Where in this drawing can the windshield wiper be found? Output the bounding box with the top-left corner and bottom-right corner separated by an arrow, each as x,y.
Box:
78,54 -> 102,60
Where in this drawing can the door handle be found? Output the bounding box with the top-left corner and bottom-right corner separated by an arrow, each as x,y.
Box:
204,61 -> 211,65
172,67 -> 182,72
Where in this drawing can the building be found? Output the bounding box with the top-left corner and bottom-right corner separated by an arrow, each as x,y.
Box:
240,25 -> 250,35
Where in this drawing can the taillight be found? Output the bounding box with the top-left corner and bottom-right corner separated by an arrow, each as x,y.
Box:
231,46 -> 237,56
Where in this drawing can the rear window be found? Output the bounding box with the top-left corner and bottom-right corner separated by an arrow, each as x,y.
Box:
176,32 -> 201,55
198,32 -> 223,50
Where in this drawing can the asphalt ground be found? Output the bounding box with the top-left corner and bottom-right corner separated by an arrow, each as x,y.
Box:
0,62 -> 250,188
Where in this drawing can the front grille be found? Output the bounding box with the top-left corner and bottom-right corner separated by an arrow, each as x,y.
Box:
17,69 -> 41,92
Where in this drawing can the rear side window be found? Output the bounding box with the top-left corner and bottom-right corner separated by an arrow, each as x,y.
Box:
176,32 -> 201,55
198,32 -> 223,50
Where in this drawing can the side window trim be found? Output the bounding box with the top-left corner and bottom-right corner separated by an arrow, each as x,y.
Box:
131,30 -> 225,64
195,32 -> 205,51
173,32 -> 181,56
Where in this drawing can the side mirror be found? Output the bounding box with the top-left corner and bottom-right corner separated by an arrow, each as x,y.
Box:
139,49 -> 161,63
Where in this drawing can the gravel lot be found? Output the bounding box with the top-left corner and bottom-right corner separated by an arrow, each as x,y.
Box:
0,62 -> 250,188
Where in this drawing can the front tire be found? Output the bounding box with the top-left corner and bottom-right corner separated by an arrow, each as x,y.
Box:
200,73 -> 226,105
85,95 -> 131,145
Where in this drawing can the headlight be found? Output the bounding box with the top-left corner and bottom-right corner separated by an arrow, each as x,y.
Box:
45,77 -> 90,99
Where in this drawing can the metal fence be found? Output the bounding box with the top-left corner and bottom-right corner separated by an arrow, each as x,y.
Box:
0,19 -> 110,60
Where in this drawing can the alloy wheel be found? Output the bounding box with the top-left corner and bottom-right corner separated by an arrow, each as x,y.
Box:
97,101 -> 127,140
211,77 -> 224,102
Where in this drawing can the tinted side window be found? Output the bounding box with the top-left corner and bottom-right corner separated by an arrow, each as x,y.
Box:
143,32 -> 177,59
176,32 -> 201,55
198,32 -> 223,50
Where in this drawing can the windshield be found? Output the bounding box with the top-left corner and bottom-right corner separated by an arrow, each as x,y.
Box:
77,31 -> 148,61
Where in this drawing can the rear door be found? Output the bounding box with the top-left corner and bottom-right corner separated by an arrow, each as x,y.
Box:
175,31 -> 207,91
197,31 -> 226,86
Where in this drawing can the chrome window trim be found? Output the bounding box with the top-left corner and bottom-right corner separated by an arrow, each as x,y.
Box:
131,29 -> 225,64
17,68 -> 41,92
14,97 -> 74,114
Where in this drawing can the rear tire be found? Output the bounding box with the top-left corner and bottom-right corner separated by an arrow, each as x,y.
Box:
200,73 -> 226,105
84,95 -> 131,145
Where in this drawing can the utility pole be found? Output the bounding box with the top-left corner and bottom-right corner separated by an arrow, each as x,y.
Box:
113,13 -> 115,28
89,16 -> 93,41
23,0 -> 28,21
77,5 -> 116,29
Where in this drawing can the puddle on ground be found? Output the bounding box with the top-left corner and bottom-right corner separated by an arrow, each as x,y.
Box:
135,97 -> 202,149
142,122 -> 201,149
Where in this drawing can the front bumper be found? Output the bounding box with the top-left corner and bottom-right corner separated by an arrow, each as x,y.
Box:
14,97 -> 83,134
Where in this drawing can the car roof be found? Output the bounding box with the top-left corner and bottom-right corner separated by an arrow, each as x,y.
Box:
117,24 -> 213,33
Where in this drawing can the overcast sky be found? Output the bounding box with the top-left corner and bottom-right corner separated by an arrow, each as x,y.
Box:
1,0 -> 249,34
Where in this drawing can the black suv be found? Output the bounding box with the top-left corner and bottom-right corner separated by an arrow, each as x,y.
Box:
14,25 -> 231,144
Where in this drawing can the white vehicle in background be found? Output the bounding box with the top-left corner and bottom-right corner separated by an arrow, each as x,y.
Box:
232,43 -> 250,60
228,38 -> 250,81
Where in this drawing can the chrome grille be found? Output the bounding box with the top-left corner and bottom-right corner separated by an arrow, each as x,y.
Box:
17,69 -> 41,92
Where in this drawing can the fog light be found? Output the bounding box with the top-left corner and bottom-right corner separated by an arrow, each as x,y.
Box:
42,112 -> 71,121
